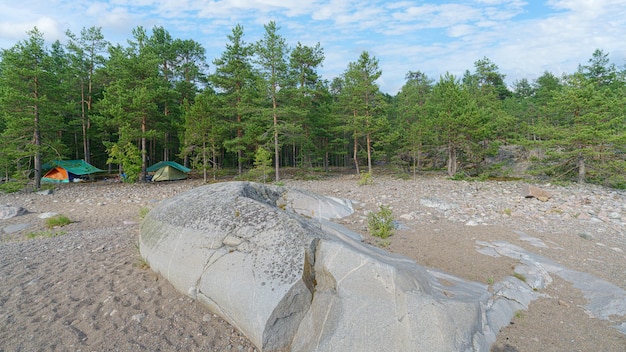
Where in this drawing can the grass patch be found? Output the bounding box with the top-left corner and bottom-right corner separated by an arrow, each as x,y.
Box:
133,242 -> 150,269
512,272 -> 527,282
45,214 -> 72,229
138,207 -> 150,220
27,230 -> 66,239
367,205 -> 394,239
377,238 -> 392,248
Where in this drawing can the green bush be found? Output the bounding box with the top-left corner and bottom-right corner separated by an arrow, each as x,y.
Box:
0,181 -> 26,193
367,205 -> 394,239
358,172 -> 373,186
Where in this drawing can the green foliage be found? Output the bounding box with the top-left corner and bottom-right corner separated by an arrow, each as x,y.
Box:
45,214 -> 72,228
0,180 -> 27,193
243,146 -> 273,183
105,142 -> 142,183
2,26 -> 626,190
367,205 -> 394,239
138,207 -> 150,220
358,172 -> 373,185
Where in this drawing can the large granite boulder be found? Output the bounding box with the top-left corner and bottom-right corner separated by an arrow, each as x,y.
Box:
140,182 -> 495,351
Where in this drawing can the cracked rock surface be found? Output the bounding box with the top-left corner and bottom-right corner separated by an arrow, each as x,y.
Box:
140,181 -> 510,351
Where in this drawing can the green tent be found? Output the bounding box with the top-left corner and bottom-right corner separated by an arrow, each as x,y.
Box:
42,160 -> 104,183
147,161 -> 191,182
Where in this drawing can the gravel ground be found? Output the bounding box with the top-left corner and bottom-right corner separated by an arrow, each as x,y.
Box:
1,174 -> 625,352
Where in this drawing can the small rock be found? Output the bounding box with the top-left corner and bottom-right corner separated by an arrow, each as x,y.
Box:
610,247 -> 623,253
558,300 -> 570,308
608,212 -> 621,220
465,220 -> 479,226
38,212 -> 58,219
522,185 -> 551,202
577,233 -> 594,240
36,189 -> 53,195
399,213 -> 414,220
0,205 -> 26,220
3,223 -> 30,234
131,313 -> 146,323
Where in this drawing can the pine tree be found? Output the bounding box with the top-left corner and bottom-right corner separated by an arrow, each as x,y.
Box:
0,28 -> 59,189
255,21 -> 290,182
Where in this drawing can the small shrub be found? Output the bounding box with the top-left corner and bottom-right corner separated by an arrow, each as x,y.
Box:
358,172 -> 373,186
45,215 -> 72,229
0,180 -> 27,193
377,238 -> 391,248
138,207 -> 150,220
367,205 -> 394,239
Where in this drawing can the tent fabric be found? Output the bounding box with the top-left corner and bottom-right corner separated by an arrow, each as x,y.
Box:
147,161 -> 191,182
42,160 -> 104,183
151,165 -> 188,182
146,161 -> 191,173
42,167 -> 70,183
43,160 -> 104,175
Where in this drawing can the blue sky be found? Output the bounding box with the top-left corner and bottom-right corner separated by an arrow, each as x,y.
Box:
1,0 -> 625,93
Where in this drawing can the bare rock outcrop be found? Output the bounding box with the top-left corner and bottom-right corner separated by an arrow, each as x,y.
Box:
139,182 -> 499,351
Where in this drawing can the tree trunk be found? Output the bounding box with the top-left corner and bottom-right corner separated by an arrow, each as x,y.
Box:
353,110 -> 360,175
141,114 -> 147,182
366,132 -> 372,174
33,77 -> 41,190
203,139 -> 208,183
447,145 -> 457,177
577,152 -> 585,184
273,93 -> 280,182
81,81 -> 89,163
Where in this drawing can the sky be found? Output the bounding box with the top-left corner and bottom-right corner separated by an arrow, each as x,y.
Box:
1,0 -> 625,94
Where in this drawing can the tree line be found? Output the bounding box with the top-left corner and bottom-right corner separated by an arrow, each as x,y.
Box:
1,24 -> 625,189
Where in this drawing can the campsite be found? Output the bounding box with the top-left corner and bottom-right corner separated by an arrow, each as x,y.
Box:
42,160 -> 104,183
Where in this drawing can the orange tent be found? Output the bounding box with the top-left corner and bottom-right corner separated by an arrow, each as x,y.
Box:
41,160 -> 104,183
42,167 -> 69,182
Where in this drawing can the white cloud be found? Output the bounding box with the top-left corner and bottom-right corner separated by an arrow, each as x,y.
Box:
1,0 -> 625,93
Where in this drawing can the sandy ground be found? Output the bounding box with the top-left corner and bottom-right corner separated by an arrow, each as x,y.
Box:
1,174 -> 625,351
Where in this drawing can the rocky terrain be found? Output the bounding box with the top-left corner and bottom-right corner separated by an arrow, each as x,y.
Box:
1,174 -> 625,351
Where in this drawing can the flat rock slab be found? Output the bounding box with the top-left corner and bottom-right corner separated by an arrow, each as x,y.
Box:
3,223 -> 30,234
0,205 -> 26,220
140,182 -> 503,352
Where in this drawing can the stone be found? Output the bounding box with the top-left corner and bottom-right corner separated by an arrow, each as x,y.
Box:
140,182 -> 499,352
3,223 -> 30,234
522,185 -> 551,202
36,189 -> 53,195
38,212 -> 58,219
419,197 -> 459,211
0,205 -> 26,219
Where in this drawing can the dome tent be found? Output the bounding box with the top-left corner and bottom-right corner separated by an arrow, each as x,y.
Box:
147,161 -> 191,182
42,160 -> 104,183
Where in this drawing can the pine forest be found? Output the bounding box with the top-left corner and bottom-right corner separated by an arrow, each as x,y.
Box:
1,24 -> 625,190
